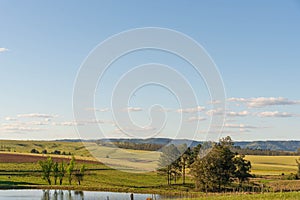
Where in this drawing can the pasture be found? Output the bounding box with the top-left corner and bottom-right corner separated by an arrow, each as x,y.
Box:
246,155 -> 299,175
1,140 -> 300,199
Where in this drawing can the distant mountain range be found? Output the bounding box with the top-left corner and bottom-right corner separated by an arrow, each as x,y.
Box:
56,138 -> 300,152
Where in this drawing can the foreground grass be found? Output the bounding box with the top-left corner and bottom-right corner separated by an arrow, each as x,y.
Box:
0,160 -> 196,196
178,192 -> 300,200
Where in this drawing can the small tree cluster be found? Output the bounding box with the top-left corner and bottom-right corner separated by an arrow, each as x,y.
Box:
190,137 -> 251,192
158,136 -> 252,191
157,143 -> 201,185
31,149 -> 70,155
38,156 -> 85,185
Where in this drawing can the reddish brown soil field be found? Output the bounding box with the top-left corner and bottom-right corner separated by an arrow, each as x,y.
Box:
0,153 -> 101,164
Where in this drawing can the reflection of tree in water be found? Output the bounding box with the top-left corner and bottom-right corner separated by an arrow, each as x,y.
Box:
41,190 -> 84,200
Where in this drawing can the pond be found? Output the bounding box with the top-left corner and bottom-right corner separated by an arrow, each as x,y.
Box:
0,189 -> 162,200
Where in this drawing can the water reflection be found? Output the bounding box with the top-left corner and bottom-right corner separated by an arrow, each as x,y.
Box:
41,190 -> 84,200
39,190 -> 161,200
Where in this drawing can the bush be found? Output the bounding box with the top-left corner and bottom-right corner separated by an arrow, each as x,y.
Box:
30,148 -> 39,154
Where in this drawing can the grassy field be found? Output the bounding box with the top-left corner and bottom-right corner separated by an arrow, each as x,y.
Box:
1,140 -> 299,174
0,140 -> 160,172
180,192 -> 300,200
0,154 -> 197,196
1,140 -> 300,199
245,155 -> 299,175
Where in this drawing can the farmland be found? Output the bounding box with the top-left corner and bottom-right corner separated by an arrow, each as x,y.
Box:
0,140 -> 300,198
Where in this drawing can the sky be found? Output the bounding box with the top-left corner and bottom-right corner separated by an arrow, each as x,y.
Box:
0,0 -> 300,141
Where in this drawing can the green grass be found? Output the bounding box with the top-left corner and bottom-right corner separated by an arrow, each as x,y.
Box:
1,140 -> 300,199
245,155 -> 299,175
178,192 -> 300,200
0,140 -> 160,172
0,160 -> 195,195
1,140 -> 299,174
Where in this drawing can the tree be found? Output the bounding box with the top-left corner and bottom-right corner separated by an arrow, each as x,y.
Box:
158,144 -> 181,185
233,155 -> 252,186
66,156 -> 75,185
53,162 -> 59,185
42,149 -> 48,154
189,144 -> 201,165
190,137 -> 236,192
179,146 -> 192,185
30,148 -> 39,154
296,158 -> 300,179
38,157 -> 53,185
58,161 -> 66,185
74,165 -> 85,185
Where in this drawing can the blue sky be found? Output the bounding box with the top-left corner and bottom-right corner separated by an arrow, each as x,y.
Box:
0,0 -> 300,141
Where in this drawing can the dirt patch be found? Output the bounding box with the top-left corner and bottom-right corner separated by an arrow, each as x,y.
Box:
0,153 -> 102,164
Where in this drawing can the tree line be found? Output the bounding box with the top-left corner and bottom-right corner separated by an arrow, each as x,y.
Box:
233,146 -> 300,156
38,156 -> 85,185
158,136 -> 252,192
98,141 -> 164,151
31,148 -> 72,155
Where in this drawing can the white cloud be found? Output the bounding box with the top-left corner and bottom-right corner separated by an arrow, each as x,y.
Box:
17,113 -> 57,118
257,111 -> 297,118
4,117 -> 17,121
228,97 -> 300,108
206,108 -> 224,116
86,107 -> 110,112
53,121 -> 83,126
0,48 -> 9,53
27,121 -> 49,125
208,100 -> 222,105
123,107 -> 143,112
0,123 -> 45,133
224,123 -> 260,129
187,116 -> 206,122
53,119 -> 112,126
177,106 -> 205,113
227,111 -> 249,117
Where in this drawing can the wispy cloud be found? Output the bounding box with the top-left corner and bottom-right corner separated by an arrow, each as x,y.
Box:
227,111 -> 249,117
208,100 -> 222,105
123,107 -> 143,112
17,113 -> 57,118
257,111 -> 298,118
224,123 -> 260,129
187,116 -> 206,122
4,117 -> 17,121
228,97 -> 300,108
177,106 -> 205,113
86,107 -> 110,112
206,108 -> 224,116
53,121 -> 84,126
0,47 -> 9,53
53,119 -> 112,126
0,122 -> 45,133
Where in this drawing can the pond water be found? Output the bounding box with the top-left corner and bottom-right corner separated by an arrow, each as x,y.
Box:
0,189 -> 162,200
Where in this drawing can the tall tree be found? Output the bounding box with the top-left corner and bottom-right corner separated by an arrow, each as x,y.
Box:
190,137 -> 236,192
67,156 -> 75,185
75,165 -> 85,185
158,144 -> 181,185
296,158 -> 300,179
58,161 -> 66,185
38,157 -> 53,185
53,162 -> 59,185
233,155 -> 252,186
180,146 -> 192,185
